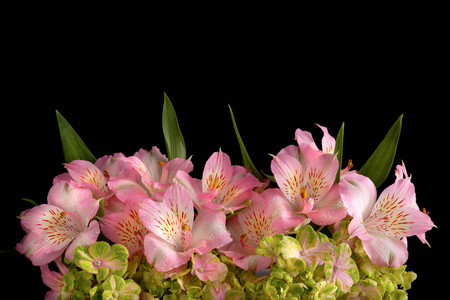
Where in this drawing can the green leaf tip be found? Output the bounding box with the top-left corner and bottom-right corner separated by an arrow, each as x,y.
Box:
162,93 -> 187,160
359,114 -> 403,188
334,122 -> 345,183
56,110 -> 96,163
228,105 -> 264,181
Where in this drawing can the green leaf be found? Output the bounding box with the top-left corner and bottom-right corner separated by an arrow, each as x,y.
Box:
228,105 -> 263,180
359,114 -> 403,188
56,110 -> 96,163
21,198 -> 38,206
162,93 -> 186,160
334,122 -> 345,183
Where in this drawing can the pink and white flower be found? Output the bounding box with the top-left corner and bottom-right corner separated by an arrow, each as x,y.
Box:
16,181 -> 100,265
191,253 -> 228,282
339,163 -> 435,267
138,181 -> 232,272
176,150 -> 260,213
106,147 -> 193,208
270,126 -> 347,226
40,258 -> 69,300
221,190 -> 298,272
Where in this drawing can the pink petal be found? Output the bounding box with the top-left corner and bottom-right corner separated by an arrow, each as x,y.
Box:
375,176 -> 418,212
221,243 -> 271,272
16,232 -> 65,266
20,204 -> 77,251
236,193 -> 277,248
261,188 -> 307,230
139,199 -> 183,247
339,172 -> 377,220
295,128 -> 318,150
316,124 -> 336,154
65,220 -> 100,261
202,151 -> 233,194
107,177 -> 150,204
191,208 -> 232,252
304,153 -> 338,201
163,181 -> 194,230
307,184 -> 347,226
143,233 -> 190,273
139,183 -> 194,250
164,157 -> 194,183
270,153 -> 303,206
64,160 -> 108,196
214,173 -> 260,211
133,147 -> 168,182
100,211 -> 148,256
40,264 -> 64,292
95,153 -> 138,180
175,170 -> 203,210
47,181 -> 94,213
362,234 -> 408,268
192,253 -> 228,282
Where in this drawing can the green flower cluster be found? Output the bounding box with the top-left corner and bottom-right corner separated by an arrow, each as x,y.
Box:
56,221 -> 415,299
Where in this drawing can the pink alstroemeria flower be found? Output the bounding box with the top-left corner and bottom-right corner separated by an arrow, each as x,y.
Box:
40,258 -> 69,300
221,191 -> 298,272
339,164 -> 435,267
176,150 -> 260,213
100,208 -> 149,257
138,181 -> 232,273
270,141 -> 347,226
16,181 -> 100,265
108,147 -> 193,204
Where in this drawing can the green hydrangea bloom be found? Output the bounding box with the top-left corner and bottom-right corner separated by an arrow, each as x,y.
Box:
73,242 -> 129,282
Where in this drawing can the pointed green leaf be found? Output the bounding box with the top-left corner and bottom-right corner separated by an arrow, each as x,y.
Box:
359,115 -> 403,188
162,93 -> 186,160
334,122 -> 345,183
228,105 -> 263,180
56,110 -> 96,163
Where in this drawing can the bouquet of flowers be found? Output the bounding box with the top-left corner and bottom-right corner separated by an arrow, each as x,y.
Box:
16,94 -> 435,299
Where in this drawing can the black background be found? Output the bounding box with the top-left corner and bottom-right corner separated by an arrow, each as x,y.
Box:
2,12 -> 446,298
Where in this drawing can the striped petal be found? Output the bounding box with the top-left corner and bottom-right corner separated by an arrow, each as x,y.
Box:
202,151 -> 233,194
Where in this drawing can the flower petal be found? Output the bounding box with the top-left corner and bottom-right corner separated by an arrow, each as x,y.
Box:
295,128 -> 318,149
143,233 -> 190,273
64,160 -> 108,196
307,183 -> 347,226
304,153 -> 338,201
191,208 -> 232,252
202,151 -> 233,193
139,199 -> 183,247
361,234 -> 408,268
214,173 -> 260,211
316,124 -> 336,154
65,220 -> 100,261
271,153 -> 303,206
339,172 -> 377,220
100,211 -> 148,256
107,177 -> 150,205
47,181 -> 94,213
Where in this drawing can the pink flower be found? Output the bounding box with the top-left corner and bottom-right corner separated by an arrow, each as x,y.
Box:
138,181 -> 232,273
221,190 -> 298,272
54,160 -> 110,199
16,181 -> 100,265
295,124 -> 336,154
100,209 -> 149,257
191,253 -> 228,282
176,150 -> 260,213
270,138 -> 347,226
40,258 -> 69,300
339,164 -> 435,267
108,147 -> 193,205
